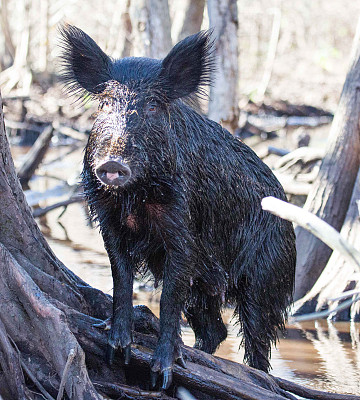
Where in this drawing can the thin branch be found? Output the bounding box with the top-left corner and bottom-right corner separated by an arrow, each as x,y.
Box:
32,194 -> 83,218
56,348 -> 76,400
290,295 -> 360,323
93,381 -> 175,399
257,8 -> 281,98
328,289 -> 360,302
21,359 -> 55,400
261,196 -> 360,274
17,124 -> 55,187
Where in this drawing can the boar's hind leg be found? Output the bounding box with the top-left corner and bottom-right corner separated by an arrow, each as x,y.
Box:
185,294 -> 227,354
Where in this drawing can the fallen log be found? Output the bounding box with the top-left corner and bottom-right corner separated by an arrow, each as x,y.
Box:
17,123 -> 54,187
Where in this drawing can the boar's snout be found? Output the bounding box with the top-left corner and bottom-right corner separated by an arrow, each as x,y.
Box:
95,158 -> 131,187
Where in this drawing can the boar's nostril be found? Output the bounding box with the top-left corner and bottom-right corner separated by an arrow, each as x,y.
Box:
95,159 -> 132,187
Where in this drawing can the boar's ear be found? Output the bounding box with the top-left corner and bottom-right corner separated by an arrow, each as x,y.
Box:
58,24 -> 112,97
159,30 -> 215,100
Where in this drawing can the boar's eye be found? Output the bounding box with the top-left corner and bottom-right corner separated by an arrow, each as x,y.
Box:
146,102 -> 158,115
99,100 -> 113,113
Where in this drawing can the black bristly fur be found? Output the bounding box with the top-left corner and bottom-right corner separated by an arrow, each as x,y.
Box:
159,30 -> 215,101
59,25 -> 296,388
58,24 -> 113,97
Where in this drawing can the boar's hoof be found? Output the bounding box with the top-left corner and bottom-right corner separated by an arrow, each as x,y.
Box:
150,343 -> 186,390
150,368 -> 173,391
106,343 -> 132,366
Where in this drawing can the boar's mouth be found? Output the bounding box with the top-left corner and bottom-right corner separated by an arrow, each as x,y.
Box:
95,158 -> 132,187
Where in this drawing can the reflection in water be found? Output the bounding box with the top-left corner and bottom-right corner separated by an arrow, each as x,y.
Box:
295,321 -> 360,394
26,144 -> 359,396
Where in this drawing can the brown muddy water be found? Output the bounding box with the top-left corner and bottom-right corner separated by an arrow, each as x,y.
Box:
14,144 -> 360,397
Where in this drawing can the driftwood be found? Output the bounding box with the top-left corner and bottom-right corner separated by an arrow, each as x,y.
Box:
52,120 -> 88,142
257,147 -> 324,198
245,113 -> 332,133
17,123 -> 54,187
274,147 -> 324,174
261,196 -> 360,321
244,99 -> 333,119
273,173 -> 312,196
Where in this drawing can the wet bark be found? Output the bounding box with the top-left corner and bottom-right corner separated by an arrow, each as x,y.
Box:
0,93 -> 357,399
294,24 -> 360,300
207,0 -> 239,133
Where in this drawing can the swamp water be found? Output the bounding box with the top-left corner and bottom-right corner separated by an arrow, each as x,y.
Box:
15,145 -> 360,397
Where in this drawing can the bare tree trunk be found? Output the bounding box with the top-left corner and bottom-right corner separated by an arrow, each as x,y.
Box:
129,0 -> 172,58
293,167 -> 360,320
0,93 -> 109,399
207,0 -> 239,133
105,0 -> 132,59
176,0 -> 205,42
38,0 -> 49,72
294,21 -> 360,300
0,0 -> 15,63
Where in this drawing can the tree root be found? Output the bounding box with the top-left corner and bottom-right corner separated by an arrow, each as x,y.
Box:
0,318 -> 30,399
0,244 -> 103,400
0,241 -> 359,399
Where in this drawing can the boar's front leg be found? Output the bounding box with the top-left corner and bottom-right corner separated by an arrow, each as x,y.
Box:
103,234 -> 134,365
150,214 -> 190,389
151,273 -> 187,390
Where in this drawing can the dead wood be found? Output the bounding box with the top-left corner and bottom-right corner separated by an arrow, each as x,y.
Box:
294,22 -> 360,300
262,196 -> 360,321
293,167 -> 360,321
273,173 -> 312,196
268,147 -> 289,157
4,118 -> 44,134
32,193 -> 83,218
243,99 -> 333,118
53,121 -> 88,142
274,147 -> 324,174
17,123 -> 54,187
274,377 -> 360,400
0,318 -> 30,400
